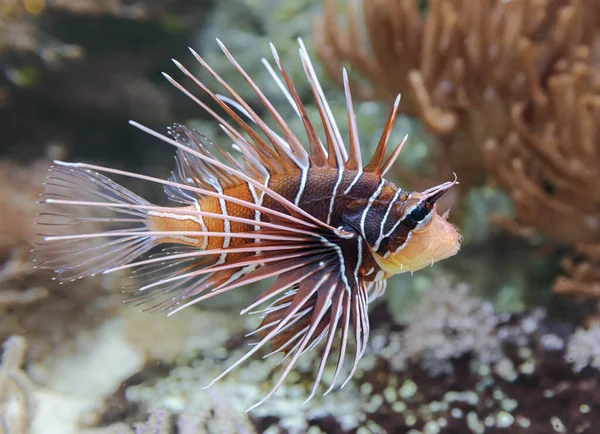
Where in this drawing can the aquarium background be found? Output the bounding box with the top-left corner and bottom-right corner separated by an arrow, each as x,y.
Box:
1,0 -> 599,433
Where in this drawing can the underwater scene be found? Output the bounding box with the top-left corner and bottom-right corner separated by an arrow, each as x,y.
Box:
1,0 -> 599,433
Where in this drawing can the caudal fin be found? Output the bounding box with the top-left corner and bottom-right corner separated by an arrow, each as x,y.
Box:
35,162 -> 158,281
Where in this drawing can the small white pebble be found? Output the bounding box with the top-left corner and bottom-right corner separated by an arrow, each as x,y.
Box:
541,334 -> 564,351
496,411 -> 514,428
423,420 -> 440,434
495,358 -> 518,382
399,379 -> 418,399
384,386 -> 397,403
360,382 -> 373,396
467,412 -> 485,434
405,414 -> 417,427
521,316 -> 538,334
450,408 -> 463,419
516,415 -> 531,428
392,401 -> 407,413
551,416 -> 566,433
519,359 -> 536,375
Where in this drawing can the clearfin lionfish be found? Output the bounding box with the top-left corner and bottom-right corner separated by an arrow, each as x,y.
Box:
35,38 -> 461,410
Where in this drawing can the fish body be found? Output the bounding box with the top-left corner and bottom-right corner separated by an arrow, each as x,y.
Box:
151,165 -> 390,273
35,38 -> 461,409
149,162 -> 455,283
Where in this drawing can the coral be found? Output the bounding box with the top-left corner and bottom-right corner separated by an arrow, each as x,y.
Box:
314,0 -> 533,198
565,325 -> 600,373
553,244 -> 600,324
315,0 -> 600,319
314,0 -> 600,203
483,45 -> 600,245
480,6 -> 600,319
0,336 -> 35,434
392,275 -> 502,375
84,409 -> 173,434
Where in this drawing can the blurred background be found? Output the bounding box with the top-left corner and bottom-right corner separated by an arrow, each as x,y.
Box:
1,0 -> 599,433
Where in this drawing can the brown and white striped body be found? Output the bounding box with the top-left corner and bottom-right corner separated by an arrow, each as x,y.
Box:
35,38 -> 461,410
149,169 -> 392,277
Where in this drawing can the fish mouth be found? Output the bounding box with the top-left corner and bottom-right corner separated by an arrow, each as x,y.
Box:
421,173 -> 458,207
371,213 -> 462,276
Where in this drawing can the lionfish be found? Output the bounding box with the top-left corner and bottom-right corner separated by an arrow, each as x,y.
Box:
35,38 -> 461,410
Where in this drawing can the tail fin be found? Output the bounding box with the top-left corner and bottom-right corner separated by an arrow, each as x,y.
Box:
35,162 -> 158,281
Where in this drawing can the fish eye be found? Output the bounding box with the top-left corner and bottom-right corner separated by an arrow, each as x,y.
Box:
409,206 -> 427,222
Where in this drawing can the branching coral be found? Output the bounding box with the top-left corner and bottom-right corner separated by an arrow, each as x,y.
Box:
314,0 -> 600,201
483,43 -> 600,245
480,5 -> 600,319
315,0 -> 600,319
553,244 -> 600,324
